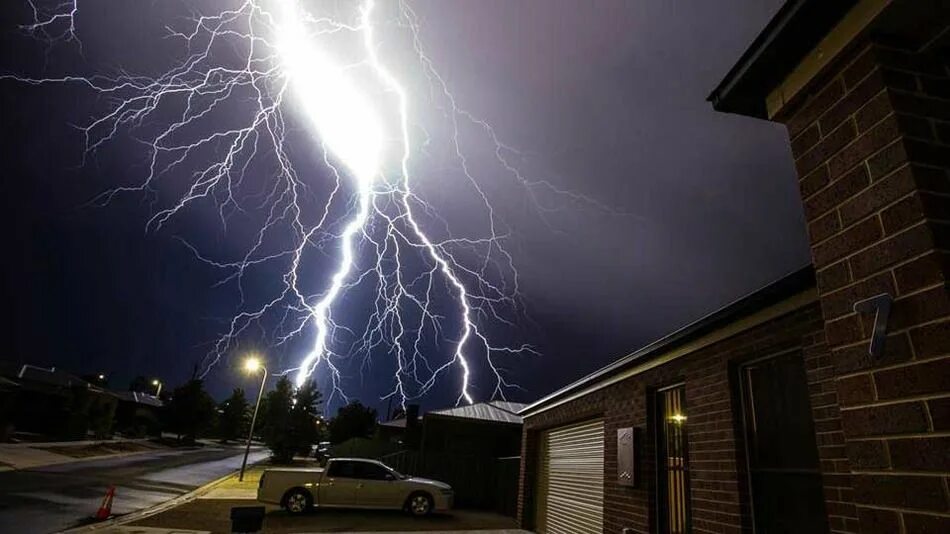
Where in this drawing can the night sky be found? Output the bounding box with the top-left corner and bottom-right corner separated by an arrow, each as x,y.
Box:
1,0 -> 809,415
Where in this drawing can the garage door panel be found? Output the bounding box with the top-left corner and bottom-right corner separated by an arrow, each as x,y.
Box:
536,419 -> 604,534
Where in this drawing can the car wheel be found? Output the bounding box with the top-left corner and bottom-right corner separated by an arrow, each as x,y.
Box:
282,487 -> 313,515
406,492 -> 433,517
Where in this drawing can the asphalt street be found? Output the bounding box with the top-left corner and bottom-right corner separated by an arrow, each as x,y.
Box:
0,445 -> 268,534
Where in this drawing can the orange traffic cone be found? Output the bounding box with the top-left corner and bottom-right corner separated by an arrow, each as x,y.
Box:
95,486 -> 115,520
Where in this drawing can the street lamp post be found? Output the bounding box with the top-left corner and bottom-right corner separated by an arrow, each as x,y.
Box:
240,357 -> 267,482
151,379 -> 162,397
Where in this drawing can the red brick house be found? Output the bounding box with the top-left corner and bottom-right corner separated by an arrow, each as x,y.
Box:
517,1 -> 949,533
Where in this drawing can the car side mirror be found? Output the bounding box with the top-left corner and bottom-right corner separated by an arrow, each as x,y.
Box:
384,473 -> 395,481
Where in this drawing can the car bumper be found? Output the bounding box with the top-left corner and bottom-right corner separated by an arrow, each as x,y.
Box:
433,492 -> 454,511
256,489 -> 281,506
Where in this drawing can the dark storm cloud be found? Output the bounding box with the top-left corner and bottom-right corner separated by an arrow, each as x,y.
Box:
409,0 -> 809,395
3,1 -> 809,409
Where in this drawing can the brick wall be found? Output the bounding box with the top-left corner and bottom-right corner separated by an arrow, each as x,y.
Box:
780,39 -> 950,533
518,301 -> 856,533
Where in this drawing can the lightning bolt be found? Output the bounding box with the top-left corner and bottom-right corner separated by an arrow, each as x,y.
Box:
8,0 -> 614,408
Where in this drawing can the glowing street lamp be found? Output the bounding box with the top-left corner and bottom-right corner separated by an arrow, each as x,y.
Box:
240,355 -> 268,481
151,379 -> 162,397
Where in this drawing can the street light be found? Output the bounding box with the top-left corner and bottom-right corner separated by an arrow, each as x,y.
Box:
240,356 -> 268,481
151,379 -> 162,397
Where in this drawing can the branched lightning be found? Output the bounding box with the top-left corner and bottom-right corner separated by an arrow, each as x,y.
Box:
8,0 -> 614,408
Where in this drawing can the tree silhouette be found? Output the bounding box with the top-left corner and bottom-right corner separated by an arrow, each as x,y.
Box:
261,376 -> 324,463
164,379 -> 216,444
328,400 -> 377,444
217,388 -> 249,443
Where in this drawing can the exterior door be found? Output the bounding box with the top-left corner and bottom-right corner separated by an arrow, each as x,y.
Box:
738,350 -> 828,533
656,384 -> 691,534
321,460 -> 360,506
535,419 -> 604,534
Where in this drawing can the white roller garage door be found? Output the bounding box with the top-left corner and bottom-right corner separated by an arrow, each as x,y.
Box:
536,419 -> 605,534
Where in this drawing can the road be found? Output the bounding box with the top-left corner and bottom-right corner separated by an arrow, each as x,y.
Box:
0,444 -> 268,534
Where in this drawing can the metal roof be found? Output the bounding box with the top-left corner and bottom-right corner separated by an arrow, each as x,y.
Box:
0,376 -> 19,390
113,390 -> 164,407
10,364 -> 93,389
378,417 -> 407,428
489,401 -> 529,415
428,401 -> 528,424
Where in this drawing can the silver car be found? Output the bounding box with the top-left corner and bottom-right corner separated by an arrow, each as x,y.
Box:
257,457 -> 454,516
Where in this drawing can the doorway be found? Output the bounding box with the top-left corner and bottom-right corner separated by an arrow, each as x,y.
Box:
655,384 -> 690,534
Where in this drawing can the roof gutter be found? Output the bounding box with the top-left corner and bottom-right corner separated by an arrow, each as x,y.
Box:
707,0 -> 859,118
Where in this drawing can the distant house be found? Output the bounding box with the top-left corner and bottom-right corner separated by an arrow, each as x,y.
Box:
377,404 -> 420,446
112,390 -> 163,437
376,416 -> 408,441
0,363 -> 119,440
0,363 -> 164,441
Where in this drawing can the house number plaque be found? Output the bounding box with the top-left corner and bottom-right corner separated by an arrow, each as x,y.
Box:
617,427 -> 636,487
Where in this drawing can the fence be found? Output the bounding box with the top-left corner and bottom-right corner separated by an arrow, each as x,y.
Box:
380,450 -> 519,516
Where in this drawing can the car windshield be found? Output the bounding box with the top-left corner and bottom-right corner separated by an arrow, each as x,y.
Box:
379,462 -> 408,479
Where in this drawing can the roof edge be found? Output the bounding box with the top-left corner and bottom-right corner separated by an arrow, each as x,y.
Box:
425,412 -> 523,425
520,265 -> 816,417
708,0 -> 860,118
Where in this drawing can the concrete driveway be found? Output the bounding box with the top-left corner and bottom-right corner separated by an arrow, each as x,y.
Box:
130,499 -> 527,533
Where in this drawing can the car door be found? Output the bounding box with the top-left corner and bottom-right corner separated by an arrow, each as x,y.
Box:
320,461 -> 360,507
353,461 -> 405,508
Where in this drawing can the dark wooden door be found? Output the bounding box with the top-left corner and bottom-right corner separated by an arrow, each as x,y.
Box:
739,350 -> 829,534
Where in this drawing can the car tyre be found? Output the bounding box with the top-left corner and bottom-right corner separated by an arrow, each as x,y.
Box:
282,487 -> 313,515
406,491 -> 434,517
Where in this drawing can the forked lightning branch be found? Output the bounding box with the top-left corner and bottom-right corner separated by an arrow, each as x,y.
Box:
10,0 -> 606,407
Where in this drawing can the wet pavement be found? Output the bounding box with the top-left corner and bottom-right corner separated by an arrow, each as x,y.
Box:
0,445 -> 267,534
